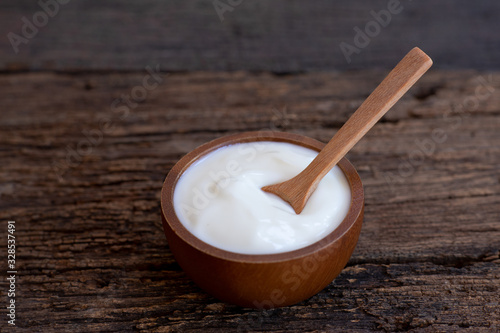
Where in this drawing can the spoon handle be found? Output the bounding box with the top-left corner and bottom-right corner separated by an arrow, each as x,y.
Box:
263,48 -> 433,214
301,47 -> 433,184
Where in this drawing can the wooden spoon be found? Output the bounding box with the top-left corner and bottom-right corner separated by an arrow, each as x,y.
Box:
262,47 -> 433,214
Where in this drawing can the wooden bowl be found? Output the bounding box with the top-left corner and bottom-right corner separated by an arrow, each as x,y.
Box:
161,131 -> 364,308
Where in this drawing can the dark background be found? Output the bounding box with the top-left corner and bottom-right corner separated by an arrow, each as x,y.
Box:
1,0 -> 499,72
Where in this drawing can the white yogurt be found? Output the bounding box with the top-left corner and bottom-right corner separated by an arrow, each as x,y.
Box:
173,141 -> 351,255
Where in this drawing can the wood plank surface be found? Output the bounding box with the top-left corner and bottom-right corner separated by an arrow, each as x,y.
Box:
0,0 -> 499,72
0,70 -> 499,331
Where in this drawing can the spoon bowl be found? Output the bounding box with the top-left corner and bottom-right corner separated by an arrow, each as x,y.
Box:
161,131 -> 364,308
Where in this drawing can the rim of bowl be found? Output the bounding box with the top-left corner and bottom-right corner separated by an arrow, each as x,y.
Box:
161,131 -> 364,263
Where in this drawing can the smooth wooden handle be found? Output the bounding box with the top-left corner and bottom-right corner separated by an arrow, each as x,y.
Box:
301,48 -> 432,185
262,47 -> 433,214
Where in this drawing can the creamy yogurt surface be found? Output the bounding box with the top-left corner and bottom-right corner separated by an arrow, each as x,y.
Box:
173,141 -> 351,255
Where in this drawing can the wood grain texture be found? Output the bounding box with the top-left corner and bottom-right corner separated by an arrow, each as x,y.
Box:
0,1 -> 499,72
0,70 -> 499,331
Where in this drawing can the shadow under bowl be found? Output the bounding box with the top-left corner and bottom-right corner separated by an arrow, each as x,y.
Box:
161,131 -> 364,308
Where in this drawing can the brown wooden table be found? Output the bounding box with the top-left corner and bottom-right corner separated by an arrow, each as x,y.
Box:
0,70 -> 499,331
